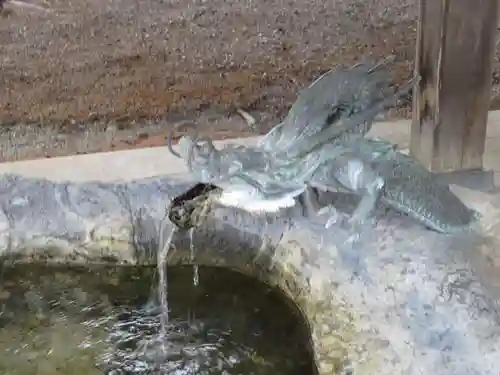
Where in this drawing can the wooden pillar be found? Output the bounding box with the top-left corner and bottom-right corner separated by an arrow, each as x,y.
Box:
410,0 -> 499,173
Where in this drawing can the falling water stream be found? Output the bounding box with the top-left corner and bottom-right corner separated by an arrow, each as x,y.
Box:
156,223 -> 199,342
151,219 -> 201,365
189,228 -> 200,287
157,221 -> 176,340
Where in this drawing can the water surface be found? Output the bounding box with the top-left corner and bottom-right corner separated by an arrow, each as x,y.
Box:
0,264 -> 314,375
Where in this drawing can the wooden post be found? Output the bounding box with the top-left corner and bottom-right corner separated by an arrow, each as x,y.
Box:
410,0 -> 499,173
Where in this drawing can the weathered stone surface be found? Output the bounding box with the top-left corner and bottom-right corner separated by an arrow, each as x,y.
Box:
1,174 -> 500,374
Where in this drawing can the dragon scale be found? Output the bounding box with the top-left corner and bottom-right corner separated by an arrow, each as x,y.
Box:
310,139 -> 481,233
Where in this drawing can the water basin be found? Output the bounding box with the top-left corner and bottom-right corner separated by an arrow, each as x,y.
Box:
0,264 -> 315,375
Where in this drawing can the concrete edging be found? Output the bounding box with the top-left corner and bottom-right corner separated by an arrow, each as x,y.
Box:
3,110 -> 500,182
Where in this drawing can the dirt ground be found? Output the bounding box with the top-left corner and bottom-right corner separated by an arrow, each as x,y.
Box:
0,0 -> 498,161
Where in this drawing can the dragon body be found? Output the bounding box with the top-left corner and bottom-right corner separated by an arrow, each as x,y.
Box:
167,60 -> 480,234
308,138 -> 480,233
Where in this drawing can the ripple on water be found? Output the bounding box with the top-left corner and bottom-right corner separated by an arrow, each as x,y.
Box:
0,264 -> 314,375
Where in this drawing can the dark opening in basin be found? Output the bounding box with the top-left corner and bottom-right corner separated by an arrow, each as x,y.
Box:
0,264 -> 315,375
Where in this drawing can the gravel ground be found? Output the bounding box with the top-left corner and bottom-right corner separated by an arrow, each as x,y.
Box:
0,0 -> 498,161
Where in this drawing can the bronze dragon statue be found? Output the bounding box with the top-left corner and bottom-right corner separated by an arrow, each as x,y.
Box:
166,60 -> 480,234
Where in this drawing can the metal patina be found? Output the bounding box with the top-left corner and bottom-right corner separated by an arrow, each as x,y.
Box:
166,60 -> 480,234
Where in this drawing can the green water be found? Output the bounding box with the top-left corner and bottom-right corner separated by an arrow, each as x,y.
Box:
0,264 -> 314,375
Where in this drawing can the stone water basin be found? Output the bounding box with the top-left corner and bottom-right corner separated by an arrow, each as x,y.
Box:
0,264 -> 314,374
2,174 -> 500,374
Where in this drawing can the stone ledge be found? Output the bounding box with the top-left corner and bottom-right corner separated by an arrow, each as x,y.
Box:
2,174 -> 500,374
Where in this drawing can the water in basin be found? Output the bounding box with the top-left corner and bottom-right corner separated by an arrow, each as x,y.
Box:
0,264 -> 314,375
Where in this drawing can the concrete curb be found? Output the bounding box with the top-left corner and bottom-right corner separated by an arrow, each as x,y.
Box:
2,110 -> 500,182
0,137 -> 260,182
